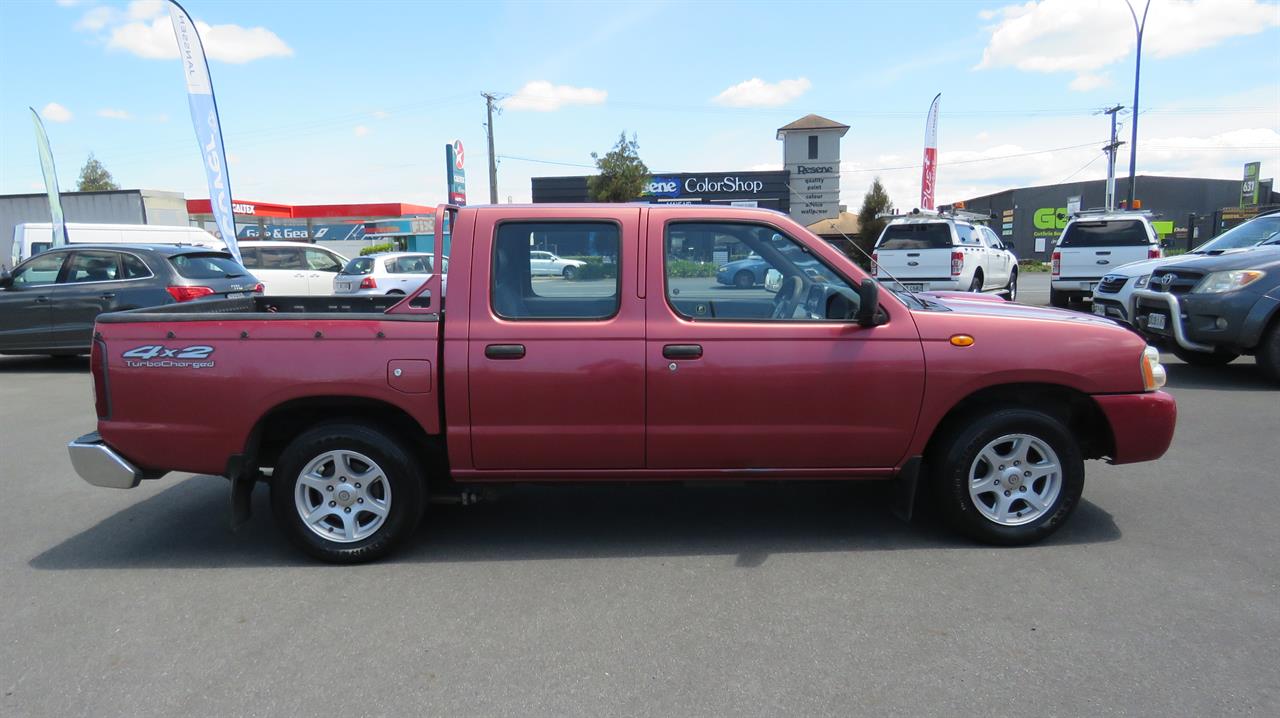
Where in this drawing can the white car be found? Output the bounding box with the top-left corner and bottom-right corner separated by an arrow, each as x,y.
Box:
237,240 -> 349,296
333,252 -> 448,296
1091,210 -> 1280,323
529,250 -> 586,278
1051,211 -> 1160,308
871,213 -> 1018,298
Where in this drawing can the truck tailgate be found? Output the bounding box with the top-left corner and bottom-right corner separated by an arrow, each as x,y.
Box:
93,311 -> 441,476
875,247 -> 952,282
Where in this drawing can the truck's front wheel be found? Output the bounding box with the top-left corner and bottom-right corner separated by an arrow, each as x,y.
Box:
271,422 -> 424,563
930,408 -> 1084,545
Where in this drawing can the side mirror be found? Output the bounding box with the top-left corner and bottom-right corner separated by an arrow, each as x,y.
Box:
0,269 -> 12,289
856,278 -> 882,327
763,268 -> 782,293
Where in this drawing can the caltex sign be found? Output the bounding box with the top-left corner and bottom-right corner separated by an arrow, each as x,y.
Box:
446,140 -> 466,206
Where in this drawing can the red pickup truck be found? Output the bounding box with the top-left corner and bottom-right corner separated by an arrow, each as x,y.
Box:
68,204 -> 1176,563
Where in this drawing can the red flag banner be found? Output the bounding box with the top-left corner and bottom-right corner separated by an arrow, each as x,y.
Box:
921,93 -> 941,211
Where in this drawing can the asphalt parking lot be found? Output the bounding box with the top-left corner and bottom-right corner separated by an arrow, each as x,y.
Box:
2,288 -> 1277,717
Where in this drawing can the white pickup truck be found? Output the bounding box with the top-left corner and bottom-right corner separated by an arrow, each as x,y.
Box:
872,214 -> 1018,299
1051,211 -> 1160,308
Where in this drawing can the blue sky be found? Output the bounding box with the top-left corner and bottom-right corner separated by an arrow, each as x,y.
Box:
1,0 -> 1277,211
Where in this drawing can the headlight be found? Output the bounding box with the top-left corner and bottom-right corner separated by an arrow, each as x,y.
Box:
1134,274 -> 1151,289
1192,270 -> 1265,294
717,265 -> 729,272
1141,345 -> 1166,391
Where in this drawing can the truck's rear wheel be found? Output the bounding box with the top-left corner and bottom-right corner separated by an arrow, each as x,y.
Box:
968,272 -> 983,292
271,422 -> 424,563
930,408 -> 1084,545
1049,288 -> 1069,308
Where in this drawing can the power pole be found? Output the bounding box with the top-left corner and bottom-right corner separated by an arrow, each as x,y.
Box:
1124,0 -> 1151,207
1102,105 -> 1125,211
482,93 -> 499,204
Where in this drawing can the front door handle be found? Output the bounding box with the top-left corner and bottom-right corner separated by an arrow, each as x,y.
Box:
663,344 -> 703,360
34,295 -> 50,304
100,292 -> 116,300
485,344 -> 526,359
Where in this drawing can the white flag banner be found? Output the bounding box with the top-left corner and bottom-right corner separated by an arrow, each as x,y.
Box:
167,0 -> 241,264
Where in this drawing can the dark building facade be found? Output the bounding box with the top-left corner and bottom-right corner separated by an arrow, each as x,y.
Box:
532,171 -> 791,213
954,175 -> 1243,259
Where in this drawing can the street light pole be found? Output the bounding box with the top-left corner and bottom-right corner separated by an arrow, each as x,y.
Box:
1125,0 -> 1150,208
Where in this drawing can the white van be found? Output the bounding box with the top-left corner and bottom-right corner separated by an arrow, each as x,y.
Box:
8,222 -> 224,268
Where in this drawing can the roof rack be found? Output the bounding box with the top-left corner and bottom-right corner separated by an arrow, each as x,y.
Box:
875,207 -> 994,222
1070,207 -> 1156,219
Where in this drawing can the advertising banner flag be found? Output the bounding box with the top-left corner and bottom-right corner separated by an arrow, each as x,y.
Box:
29,107 -> 70,247
166,0 -> 241,263
446,140 -> 466,206
920,93 -> 941,211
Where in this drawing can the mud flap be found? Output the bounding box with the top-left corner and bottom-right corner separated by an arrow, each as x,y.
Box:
893,456 -> 922,522
226,454 -> 254,531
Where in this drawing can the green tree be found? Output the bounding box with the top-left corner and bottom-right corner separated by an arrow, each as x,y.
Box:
76,152 -> 120,191
587,132 -> 649,202
853,177 -> 894,266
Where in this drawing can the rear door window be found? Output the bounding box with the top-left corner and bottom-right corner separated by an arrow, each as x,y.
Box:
122,253 -> 151,279
876,223 -> 953,250
64,251 -> 122,283
1060,220 -> 1151,247
169,253 -> 248,279
492,222 -> 620,320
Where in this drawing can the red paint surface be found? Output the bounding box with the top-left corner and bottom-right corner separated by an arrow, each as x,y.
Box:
93,204 -> 1176,482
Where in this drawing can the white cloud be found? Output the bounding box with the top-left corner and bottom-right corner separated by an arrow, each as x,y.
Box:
41,102 -> 73,123
1068,72 -> 1110,92
56,0 -> 84,6
712,77 -> 811,108
87,13 -> 292,63
97,108 -> 131,120
372,110 -> 390,120
75,6 -> 116,31
128,0 -> 166,20
354,125 -> 370,137
977,0 -> 1280,88
504,81 -> 608,112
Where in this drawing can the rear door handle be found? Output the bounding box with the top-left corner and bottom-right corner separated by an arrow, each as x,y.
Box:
663,344 -> 703,359
485,344 -> 526,359
34,295 -> 50,304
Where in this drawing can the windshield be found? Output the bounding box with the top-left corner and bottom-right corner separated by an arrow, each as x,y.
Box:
876,223 -> 952,250
1059,220 -> 1151,247
168,252 -> 246,279
341,257 -> 374,275
1194,215 -> 1280,252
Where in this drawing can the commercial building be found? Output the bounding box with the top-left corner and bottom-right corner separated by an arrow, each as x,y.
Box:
952,175 -> 1251,259
0,189 -> 188,266
532,114 -> 850,225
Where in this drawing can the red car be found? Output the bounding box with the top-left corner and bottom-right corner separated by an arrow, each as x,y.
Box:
68,204 -> 1176,563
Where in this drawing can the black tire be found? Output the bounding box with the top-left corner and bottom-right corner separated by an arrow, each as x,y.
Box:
968,272 -> 983,292
1049,288 -> 1069,308
1171,345 -> 1239,366
1005,269 -> 1018,302
270,422 -> 425,563
562,265 -> 577,280
734,270 -> 754,289
929,408 -> 1085,546
1257,322 -> 1280,384
386,290 -> 405,295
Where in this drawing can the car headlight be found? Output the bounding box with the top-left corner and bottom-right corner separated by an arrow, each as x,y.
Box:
1192,270 -> 1265,294
717,265 -> 729,272
1141,345 -> 1166,391
1134,274 -> 1151,289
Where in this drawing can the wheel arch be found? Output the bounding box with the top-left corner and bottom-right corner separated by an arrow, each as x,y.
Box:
243,395 -> 443,478
921,382 -> 1114,463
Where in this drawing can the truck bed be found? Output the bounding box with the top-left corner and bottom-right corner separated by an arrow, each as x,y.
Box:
96,294 -> 434,323
91,295 -> 441,476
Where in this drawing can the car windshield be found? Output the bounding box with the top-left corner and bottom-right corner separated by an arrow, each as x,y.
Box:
1059,219 -> 1150,247
168,252 -> 247,279
341,257 -> 374,275
876,223 -> 952,250
1194,215 -> 1280,252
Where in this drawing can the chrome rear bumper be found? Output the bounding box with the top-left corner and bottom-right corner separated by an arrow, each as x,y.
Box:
68,432 -> 143,489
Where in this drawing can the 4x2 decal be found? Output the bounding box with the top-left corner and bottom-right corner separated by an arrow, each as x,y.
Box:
122,345 -> 215,368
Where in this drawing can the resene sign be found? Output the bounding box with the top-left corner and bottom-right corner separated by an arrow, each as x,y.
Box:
640,175 -> 767,198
